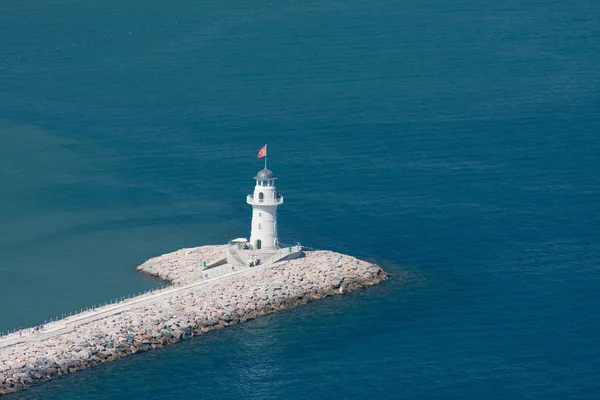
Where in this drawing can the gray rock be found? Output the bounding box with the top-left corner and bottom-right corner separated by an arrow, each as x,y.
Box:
0,246 -> 388,396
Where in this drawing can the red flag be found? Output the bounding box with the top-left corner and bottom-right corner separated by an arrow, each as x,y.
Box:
257,145 -> 267,159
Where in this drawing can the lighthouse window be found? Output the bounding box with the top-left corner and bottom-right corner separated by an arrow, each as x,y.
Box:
258,192 -> 264,201
258,223 -> 262,230
258,212 -> 262,217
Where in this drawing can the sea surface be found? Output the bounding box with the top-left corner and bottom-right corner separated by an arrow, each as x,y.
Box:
1,0 -> 599,398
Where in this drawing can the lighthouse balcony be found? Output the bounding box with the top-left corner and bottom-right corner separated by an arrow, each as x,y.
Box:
247,194 -> 283,205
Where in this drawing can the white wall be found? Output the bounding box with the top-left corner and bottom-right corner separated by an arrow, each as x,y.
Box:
249,180 -> 281,250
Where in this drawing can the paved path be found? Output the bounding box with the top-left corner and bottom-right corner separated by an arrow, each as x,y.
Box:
0,261 -> 278,350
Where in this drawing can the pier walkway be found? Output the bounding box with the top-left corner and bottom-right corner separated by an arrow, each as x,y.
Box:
0,261 -> 278,350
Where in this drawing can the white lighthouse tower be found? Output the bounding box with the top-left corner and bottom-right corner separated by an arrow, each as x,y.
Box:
246,168 -> 283,250
225,146 -> 301,269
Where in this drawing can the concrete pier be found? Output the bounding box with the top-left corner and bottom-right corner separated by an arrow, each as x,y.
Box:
0,246 -> 387,395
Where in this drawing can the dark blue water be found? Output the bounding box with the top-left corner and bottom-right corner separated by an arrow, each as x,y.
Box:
1,0 -> 599,398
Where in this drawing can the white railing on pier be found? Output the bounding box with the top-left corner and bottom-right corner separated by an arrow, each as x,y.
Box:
0,245 -> 302,347
0,264 -> 243,347
0,283 -> 168,343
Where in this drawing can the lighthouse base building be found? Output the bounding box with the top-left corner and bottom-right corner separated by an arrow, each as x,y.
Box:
226,167 -> 302,268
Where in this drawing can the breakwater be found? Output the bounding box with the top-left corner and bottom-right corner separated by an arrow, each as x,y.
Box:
0,246 -> 387,395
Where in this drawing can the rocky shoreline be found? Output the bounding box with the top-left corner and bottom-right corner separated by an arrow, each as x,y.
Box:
0,246 -> 387,396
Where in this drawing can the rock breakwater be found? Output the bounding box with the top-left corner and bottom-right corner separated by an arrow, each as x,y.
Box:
136,245 -> 228,284
0,246 -> 387,396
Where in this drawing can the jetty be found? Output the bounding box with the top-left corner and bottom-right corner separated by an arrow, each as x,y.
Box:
0,246 -> 386,395
0,153 -> 388,395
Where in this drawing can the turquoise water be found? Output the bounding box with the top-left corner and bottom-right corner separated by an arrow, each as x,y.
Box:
1,0 -> 600,398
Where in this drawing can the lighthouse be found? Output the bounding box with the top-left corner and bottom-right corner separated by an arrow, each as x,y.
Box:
225,145 -> 301,268
246,168 -> 283,250
245,145 -> 283,251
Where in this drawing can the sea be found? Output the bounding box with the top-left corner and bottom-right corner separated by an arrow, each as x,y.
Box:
0,0 -> 599,398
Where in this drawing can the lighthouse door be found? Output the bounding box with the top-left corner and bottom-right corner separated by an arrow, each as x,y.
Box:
256,239 -> 262,250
